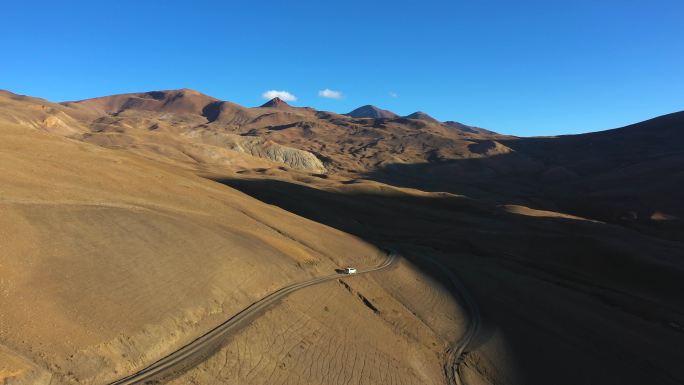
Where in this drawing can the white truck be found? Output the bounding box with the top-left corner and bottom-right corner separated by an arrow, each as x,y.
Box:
342,267 -> 357,274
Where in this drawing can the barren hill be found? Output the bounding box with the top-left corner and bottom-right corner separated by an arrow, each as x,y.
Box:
0,93 -> 464,385
2,88 -> 684,385
8,86 -> 683,241
404,111 -> 440,123
64,88 -> 219,116
345,104 -> 398,119
3,89 -> 507,177
369,111 -> 684,239
259,96 -> 291,109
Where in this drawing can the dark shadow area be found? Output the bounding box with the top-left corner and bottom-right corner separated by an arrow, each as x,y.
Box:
363,123 -> 684,242
211,176 -> 684,385
201,101 -> 224,123
264,121 -> 315,132
266,122 -> 299,131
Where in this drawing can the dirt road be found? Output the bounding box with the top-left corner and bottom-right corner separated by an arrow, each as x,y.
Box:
109,252 -> 397,385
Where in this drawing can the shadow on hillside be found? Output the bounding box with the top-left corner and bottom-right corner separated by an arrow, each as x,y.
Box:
210,176 -> 684,385
362,150 -> 684,242
362,152 -> 545,203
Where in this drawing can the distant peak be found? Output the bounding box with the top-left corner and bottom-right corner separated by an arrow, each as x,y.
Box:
66,88 -> 220,115
144,88 -> 208,99
444,120 -> 497,135
175,88 -> 203,96
404,111 -> 439,123
260,97 -> 290,108
345,105 -> 398,119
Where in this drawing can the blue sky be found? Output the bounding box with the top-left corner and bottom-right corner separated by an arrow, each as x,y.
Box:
1,0 -> 683,136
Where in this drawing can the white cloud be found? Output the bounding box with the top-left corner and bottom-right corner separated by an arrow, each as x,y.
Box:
318,88 -> 343,99
389,91 -> 398,98
262,90 -> 297,101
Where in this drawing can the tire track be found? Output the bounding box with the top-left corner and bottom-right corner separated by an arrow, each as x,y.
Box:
108,252 -> 396,385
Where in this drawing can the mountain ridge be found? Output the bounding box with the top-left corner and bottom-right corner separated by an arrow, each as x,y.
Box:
260,97 -> 291,109
345,105 -> 398,119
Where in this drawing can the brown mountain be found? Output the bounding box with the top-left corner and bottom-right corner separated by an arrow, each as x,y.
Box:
259,96 -> 291,108
403,111 -> 439,123
64,88 -> 219,116
13,87 -> 684,233
34,89 -> 501,175
2,88 -> 683,385
0,89 -> 456,385
444,120 -> 496,135
345,104 -> 398,119
8,86 -> 684,236
370,111 -> 684,240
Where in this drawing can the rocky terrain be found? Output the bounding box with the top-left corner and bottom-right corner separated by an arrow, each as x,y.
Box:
1,88 -> 683,385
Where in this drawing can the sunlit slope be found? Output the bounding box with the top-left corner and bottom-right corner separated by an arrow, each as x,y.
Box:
168,257 -> 465,385
0,122 -> 382,384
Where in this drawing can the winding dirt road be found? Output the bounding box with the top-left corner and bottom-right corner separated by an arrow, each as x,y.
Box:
109,252 -> 397,385
412,254 -> 481,385
443,264 -> 481,385
408,256 -> 482,385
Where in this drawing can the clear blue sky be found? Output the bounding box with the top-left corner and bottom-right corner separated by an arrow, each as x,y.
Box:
2,0 -> 683,136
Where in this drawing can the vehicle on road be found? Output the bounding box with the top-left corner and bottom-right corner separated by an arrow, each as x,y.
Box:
342,267 -> 357,274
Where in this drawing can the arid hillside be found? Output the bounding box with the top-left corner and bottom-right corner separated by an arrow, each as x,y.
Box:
368,111 -> 684,240
48,88 -> 684,239
0,94 -> 467,384
55,89 -> 510,173
1,88 -> 683,385
216,174 -> 684,385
